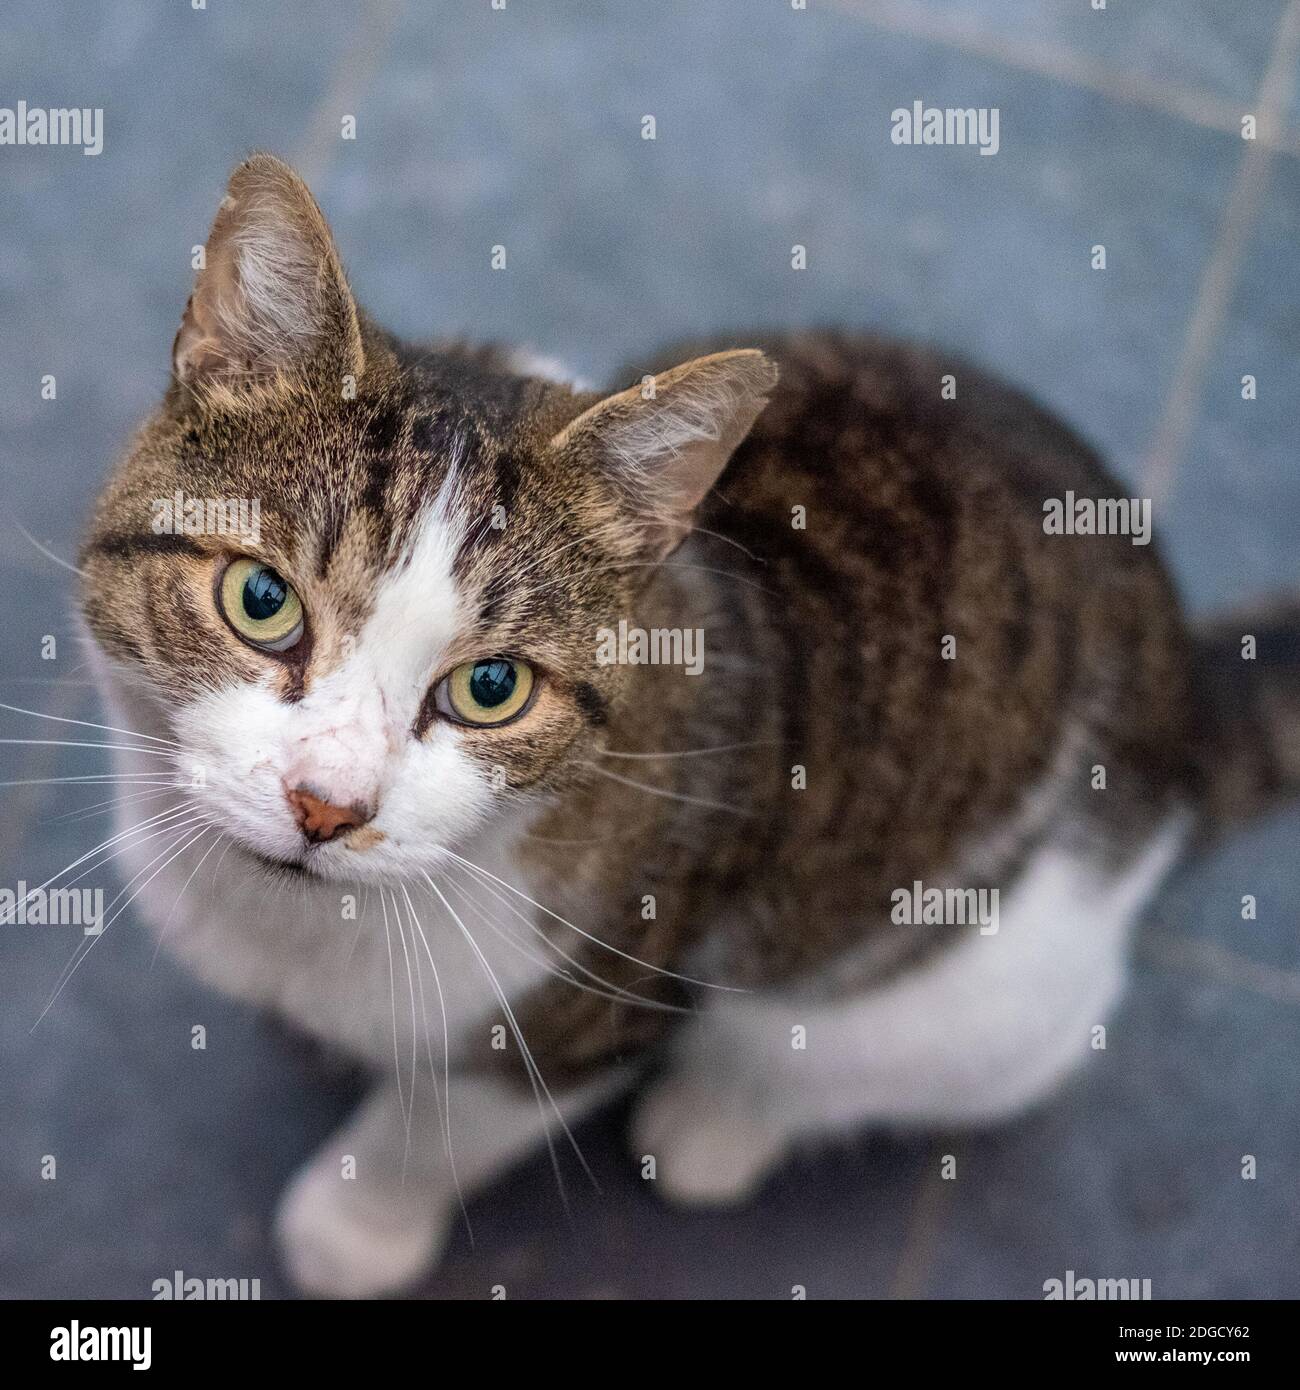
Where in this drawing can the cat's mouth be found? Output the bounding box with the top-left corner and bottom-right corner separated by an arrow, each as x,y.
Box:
245,846 -> 315,880
239,825 -> 389,880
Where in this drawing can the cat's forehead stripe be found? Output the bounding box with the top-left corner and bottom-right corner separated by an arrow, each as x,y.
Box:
345,493 -> 468,699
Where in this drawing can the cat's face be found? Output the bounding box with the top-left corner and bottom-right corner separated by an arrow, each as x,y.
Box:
80,155 -> 774,885
85,378 -> 637,886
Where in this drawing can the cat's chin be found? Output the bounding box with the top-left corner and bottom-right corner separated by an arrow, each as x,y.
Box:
206,826 -> 325,880
234,838 -> 401,886
244,847 -> 316,880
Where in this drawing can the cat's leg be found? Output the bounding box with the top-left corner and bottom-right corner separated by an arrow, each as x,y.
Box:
633,819 -> 1185,1205
631,1047 -> 794,1206
275,1070 -> 612,1296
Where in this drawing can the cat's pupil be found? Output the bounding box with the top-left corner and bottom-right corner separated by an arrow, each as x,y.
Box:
242,567 -> 287,622
470,660 -> 516,708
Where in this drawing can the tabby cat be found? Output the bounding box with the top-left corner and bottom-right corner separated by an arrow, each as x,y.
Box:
79,155 -> 1299,1295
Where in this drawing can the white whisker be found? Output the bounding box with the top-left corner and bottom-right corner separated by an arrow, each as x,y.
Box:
581,761 -> 754,817
43,786 -> 182,825
400,884 -> 471,1241
378,892 -> 409,1155
0,699 -> 181,748
391,889 -> 420,1175
33,820 -> 211,1029
13,522 -> 86,578
438,846 -> 745,994
0,738 -> 179,759
438,864 -> 686,1017
0,803 -> 197,926
0,774 -> 180,787
423,872 -> 597,1204
596,740 -> 781,761
151,828 -> 225,967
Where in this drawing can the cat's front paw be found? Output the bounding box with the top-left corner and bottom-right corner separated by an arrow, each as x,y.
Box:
274,1151 -> 450,1298
631,1075 -> 786,1207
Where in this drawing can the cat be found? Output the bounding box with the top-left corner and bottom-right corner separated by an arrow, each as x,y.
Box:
78,154 -> 1300,1296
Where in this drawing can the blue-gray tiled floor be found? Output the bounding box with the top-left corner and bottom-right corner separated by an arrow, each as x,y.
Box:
1,1 -> 1297,1298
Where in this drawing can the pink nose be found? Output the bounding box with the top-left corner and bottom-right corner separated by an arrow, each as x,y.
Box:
285,786 -> 372,844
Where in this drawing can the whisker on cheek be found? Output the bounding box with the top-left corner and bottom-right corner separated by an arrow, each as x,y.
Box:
400,883 -> 472,1245
0,699 -> 184,749
33,819 -> 212,1030
422,872 -> 597,1206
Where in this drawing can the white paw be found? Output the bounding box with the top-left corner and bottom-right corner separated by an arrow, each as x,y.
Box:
274,1152 -> 450,1298
631,1076 -> 785,1207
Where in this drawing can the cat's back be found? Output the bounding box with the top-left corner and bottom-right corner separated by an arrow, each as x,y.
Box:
631,330 -> 1198,978
645,328 -> 1125,529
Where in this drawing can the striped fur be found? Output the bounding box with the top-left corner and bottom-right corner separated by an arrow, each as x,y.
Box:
79,156 -> 1300,1293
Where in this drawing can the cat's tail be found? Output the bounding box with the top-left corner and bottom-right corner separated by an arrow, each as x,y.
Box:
1192,596 -> 1300,832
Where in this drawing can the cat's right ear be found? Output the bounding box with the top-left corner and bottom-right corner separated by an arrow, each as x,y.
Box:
549,349 -> 778,559
172,153 -> 364,390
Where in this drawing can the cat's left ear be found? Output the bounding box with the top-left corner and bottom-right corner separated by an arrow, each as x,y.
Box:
550,350 -> 778,558
172,153 -> 364,390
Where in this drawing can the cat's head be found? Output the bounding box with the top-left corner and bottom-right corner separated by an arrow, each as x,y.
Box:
80,154 -> 776,884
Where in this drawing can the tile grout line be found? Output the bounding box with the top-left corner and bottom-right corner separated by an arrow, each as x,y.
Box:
292,0 -> 406,190
889,1140 -> 956,1299
827,0 -> 1300,159
1141,930 -> 1300,1007
1142,0 -> 1300,506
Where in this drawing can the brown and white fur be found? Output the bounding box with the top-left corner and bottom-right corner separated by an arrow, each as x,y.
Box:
79,156 -> 1300,1296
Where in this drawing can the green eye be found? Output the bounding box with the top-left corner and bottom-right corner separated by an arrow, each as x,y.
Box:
218,558 -> 304,651
437,658 -> 535,727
